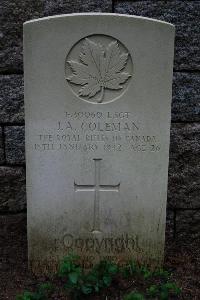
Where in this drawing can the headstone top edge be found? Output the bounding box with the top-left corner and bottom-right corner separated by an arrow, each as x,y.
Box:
23,13 -> 175,29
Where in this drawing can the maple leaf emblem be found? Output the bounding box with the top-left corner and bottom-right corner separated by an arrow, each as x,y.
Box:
66,38 -> 131,103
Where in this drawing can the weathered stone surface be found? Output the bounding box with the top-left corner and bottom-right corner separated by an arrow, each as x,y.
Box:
115,1 -> 200,70
172,72 -> 200,122
0,166 -> 26,213
5,126 -> 25,164
24,14 -> 174,272
168,123 -> 200,209
0,75 -> 24,123
0,127 -> 4,163
0,0 -> 112,72
176,209 -> 200,239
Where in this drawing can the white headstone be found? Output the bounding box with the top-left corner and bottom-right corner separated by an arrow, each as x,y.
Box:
24,13 -> 175,274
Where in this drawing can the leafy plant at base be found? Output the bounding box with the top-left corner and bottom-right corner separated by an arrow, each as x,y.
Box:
58,254 -> 118,299
59,253 -> 82,283
16,254 -> 181,300
16,291 -> 35,300
124,291 -> 145,300
120,260 -> 153,280
147,282 -> 181,299
58,253 -> 83,298
120,259 -> 137,278
67,38 -> 131,102
159,282 -> 181,300
16,282 -> 54,300
153,268 -> 170,280
139,266 -> 153,280
86,259 -> 118,291
147,284 -> 159,297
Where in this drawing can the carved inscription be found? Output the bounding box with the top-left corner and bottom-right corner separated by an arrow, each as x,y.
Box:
63,233 -> 140,253
33,111 -> 161,153
74,159 -> 120,233
63,233 -> 141,269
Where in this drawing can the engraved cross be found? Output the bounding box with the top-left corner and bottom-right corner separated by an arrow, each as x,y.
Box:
74,159 -> 120,233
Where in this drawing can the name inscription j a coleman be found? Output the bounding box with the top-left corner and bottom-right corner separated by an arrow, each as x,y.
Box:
33,111 -> 161,153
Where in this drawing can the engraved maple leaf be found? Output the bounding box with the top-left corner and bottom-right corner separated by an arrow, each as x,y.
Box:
66,38 -> 131,103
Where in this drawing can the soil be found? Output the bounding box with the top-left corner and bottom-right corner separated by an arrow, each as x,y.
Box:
0,213 -> 200,300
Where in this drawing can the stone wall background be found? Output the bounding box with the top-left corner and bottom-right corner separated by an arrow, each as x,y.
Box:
0,0 -> 199,239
